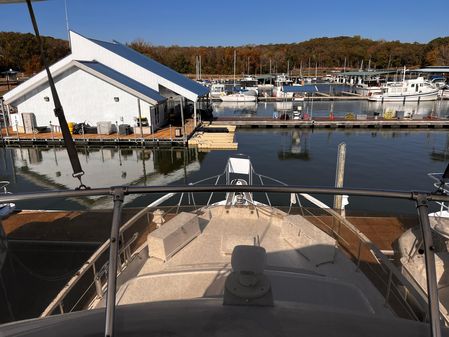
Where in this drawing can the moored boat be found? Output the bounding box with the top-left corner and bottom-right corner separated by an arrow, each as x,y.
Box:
209,83 -> 227,99
220,92 -> 257,102
272,73 -> 294,98
368,76 -> 439,102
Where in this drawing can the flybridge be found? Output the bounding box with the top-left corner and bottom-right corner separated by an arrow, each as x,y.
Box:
0,183 -> 448,337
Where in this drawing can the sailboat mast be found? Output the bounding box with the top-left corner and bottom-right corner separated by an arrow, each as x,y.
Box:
233,50 -> 236,87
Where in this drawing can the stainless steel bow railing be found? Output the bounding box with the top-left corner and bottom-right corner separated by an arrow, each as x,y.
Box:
1,185 -> 448,337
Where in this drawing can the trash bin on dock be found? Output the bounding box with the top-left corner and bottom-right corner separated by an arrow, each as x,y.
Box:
97,121 -> 113,135
118,124 -> 132,135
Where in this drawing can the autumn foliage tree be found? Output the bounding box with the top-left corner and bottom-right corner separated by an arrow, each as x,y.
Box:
0,32 -> 69,75
1,31 -> 448,76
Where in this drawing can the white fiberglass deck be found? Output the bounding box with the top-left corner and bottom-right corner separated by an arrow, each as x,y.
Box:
115,205 -> 392,317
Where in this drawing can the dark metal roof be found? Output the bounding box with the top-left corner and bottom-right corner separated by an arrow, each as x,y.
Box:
76,61 -> 166,104
336,70 -> 396,77
413,67 -> 449,73
282,85 -> 318,93
88,37 -> 209,98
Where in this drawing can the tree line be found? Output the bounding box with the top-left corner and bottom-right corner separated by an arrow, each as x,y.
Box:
0,32 -> 69,75
1,31 -> 448,76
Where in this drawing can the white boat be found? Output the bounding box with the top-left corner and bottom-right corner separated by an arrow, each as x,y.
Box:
431,77 -> 447,89
438,85 -> 449,99
240,75 -> 259,95
368,76 -> 439,102
2,155 -> 449,337
354,79 -> 383,97
220,92 -> 257,102
209,83 -> 227,99
272,74 -> 294,98
0,181 -> 15,218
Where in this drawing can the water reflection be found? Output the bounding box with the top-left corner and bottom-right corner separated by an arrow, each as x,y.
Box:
212,101 -> 449,119
212,101 -> 257,116
0,147 -> 204,209
279,130 -> 311,160
369,100 -> 447,118
1,128 -> 449,212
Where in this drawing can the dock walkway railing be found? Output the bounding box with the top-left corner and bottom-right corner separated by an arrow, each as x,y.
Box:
1,185 -> 449,337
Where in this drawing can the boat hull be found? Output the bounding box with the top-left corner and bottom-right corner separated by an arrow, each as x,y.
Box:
368,90 -> 439,102
220,94 -> 257,102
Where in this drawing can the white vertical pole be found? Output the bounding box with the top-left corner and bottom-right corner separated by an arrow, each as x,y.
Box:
64,0 -> 71,49
333,142 -> 346,211
233,50 -> 236,87
194,100 -> 197,128
137,98 -> 143,139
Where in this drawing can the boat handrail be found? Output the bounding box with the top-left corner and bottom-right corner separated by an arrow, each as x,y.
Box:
302,197 -> 437,321
40,191 -> 177,317
1,185 -> 448,337
0,181 -> 10,194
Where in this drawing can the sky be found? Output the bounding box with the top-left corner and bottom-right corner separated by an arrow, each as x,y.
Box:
0,0 -> 448,46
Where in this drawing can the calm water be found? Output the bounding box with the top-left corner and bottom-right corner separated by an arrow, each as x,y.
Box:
1,102 -> 449,322
1,109 -> 448,214
212,98 -> 449,119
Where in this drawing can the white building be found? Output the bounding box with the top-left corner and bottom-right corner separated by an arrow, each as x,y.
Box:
3,31 -> 209,133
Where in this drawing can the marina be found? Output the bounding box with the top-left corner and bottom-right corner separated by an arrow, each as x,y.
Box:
2,100 -> 449,148
1,0 -> 449,336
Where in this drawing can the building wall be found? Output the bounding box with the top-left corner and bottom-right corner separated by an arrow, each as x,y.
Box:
12,67 -> 159,130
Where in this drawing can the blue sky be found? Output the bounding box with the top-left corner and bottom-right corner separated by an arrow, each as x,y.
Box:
0,0 -> 448,46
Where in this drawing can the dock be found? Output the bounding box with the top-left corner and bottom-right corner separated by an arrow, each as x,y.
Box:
188,123 -> 238,150
223,95 -> 369,102
212,117 -> 449,129
2,115 -> 448,150
0,119 -> 197,148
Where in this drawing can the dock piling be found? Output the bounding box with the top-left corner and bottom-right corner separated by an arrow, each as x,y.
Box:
333,142 -> 346,213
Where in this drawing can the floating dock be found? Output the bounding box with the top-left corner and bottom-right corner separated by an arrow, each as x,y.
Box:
212,117 -> 449,129
0,120 -> 197,148
188,123 -> 238,150
2,116 -> 448,149
214,95 -> 368,102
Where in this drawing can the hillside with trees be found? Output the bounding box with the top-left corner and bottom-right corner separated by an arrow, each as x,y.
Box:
0,32 -> 69,75
1,32 -> 448,76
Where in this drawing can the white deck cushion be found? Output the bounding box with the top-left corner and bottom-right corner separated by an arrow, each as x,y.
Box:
147,212 -> 200,261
